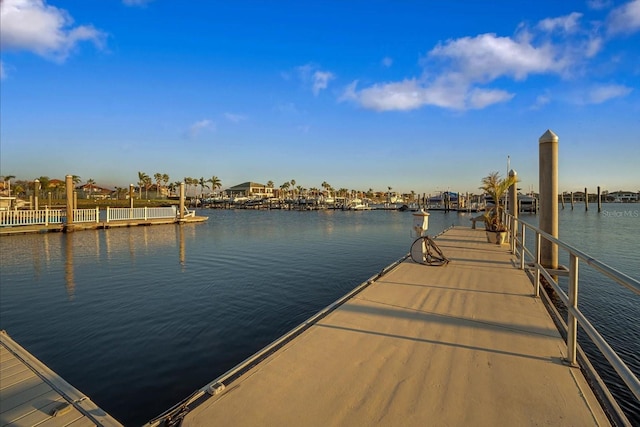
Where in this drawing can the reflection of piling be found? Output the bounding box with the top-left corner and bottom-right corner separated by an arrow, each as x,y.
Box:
597,186 -> 602,212
539,129 -> 558,269
179,223 -> 185,267
64,234 -> 75,299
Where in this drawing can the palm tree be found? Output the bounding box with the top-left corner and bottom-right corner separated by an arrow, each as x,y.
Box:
85,178 -> 96,199
154,173 -> 163,198
208,176 -> 222,195
280,182 -> 290,200
162,174 -> 170,196
143,176 -> 152,199
198,177 -> 209,197
480,171 -> 518,232
138,172 -> 149,199
2,175 -> 15,196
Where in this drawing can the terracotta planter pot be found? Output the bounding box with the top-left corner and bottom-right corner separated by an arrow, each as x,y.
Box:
486,230 -> 508,244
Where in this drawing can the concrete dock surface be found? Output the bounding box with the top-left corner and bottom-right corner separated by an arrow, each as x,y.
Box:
182,227 -> 610,427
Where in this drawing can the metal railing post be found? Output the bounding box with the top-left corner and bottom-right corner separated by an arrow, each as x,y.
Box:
566,253 -> 579,366
534,232 -> 541,297
520,223 -> 526,270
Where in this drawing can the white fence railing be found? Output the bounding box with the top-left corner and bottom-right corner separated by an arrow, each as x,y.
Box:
105,206 -> 176,222
0,208 -> 64,226
1,206 -> 179,227
74,208 -> 99,223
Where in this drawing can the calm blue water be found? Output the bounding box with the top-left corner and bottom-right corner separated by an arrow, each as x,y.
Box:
0,207 -> 638,425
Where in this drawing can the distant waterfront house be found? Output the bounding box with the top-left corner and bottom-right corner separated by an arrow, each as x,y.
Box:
225,182 -> 274,198
76,183 -> 113,199
609,191 -> 639,203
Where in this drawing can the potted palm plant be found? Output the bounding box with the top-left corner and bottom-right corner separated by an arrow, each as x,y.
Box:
480,171 -> 517,244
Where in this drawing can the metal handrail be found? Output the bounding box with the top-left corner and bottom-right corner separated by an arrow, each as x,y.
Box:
505,213 -> 640,408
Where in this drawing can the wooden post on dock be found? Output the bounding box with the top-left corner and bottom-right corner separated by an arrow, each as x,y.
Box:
129,184 -> 134,209
539,129 -> 558,269
179,182 -> 185,220
65,175 -> 74,229
561,192 -> 565,209
597,186 -> 602,212
34,179 -> 40,211
584,187 -> 588,211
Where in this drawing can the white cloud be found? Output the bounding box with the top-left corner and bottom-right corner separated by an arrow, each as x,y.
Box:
537,12 -> 583,34
586,84 -> 633,103
606,0 -> 640,35
0,62 -> 6,80
312,70 -> 334,95
467,88 -> 515,109
342,10 -> 617,112
188,119 -> 215,138
381,57 -> 393,67
224,113 -> 247,123
123,0 -> 155,6
0,0 -> 106,62
531,93 -> 551,110
295,64 -> 335,95
587,0 -> 612,10
428,33 -> 567,81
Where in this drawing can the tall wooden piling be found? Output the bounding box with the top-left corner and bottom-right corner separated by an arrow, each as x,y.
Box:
129,184 -> 134,208
34,179 -> 40,211
585,187 -> 588,211
179,182 -> 186,220
65,175 -> 74,226
561,192 -> 565,209
597,186 -> 602,212
539,129 -> 558,269
570,192 -> 574,210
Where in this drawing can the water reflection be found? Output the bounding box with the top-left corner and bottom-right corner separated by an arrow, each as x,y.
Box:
64,234 -> 75,300
178,224 -> 185,269
0,224 -> 192,299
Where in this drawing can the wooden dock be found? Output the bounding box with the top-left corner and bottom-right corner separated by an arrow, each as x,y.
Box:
177,227 -> 611,426
0,330 -> 122,427
0,216 -> 208,235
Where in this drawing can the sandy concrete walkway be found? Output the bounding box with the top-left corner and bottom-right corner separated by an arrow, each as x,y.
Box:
182,227 -> 610,427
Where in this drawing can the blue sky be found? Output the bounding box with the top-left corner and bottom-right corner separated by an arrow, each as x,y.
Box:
1,0 -> 639,195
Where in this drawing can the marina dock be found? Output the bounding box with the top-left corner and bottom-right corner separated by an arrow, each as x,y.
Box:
171,227 -> 611,426
0,215 -> 208,235
0,330 -> 123,426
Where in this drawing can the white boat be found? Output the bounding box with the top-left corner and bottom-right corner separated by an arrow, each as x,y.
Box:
347,199 -> 372,210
